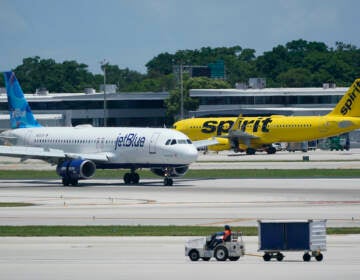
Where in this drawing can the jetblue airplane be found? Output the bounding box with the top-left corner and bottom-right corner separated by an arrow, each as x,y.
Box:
0,71 -> 208,186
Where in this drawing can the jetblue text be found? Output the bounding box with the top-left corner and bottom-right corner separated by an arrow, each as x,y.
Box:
114,133 -> 146,150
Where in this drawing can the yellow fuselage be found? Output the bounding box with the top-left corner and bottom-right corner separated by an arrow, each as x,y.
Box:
174,116 -> 360,151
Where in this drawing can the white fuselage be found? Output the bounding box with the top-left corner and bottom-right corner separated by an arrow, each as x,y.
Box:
3,126 -> 198,168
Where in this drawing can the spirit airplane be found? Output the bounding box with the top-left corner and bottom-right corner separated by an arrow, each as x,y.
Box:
174,79 -> 360,154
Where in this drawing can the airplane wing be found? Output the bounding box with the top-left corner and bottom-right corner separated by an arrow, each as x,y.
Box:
217,130 -> 259,147
0,145 -> 65,159
0,145 -> 111,163
218,130 -> 259,140
192,138 -> 219,149
228,130 -> 259,140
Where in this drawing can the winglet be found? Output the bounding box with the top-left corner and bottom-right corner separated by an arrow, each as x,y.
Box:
3,71 -> 41,129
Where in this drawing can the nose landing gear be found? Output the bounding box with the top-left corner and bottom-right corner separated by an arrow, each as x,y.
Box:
164,177 -> 173,186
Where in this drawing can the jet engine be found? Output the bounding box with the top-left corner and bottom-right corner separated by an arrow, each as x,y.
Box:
57,159 -> 96,186
150,166 -> 189,178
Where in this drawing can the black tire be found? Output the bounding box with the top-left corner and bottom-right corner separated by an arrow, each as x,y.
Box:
123,173 -> 131,184
214,245 -> 228,261
131,173 -> 140,184
263,253 -> 271,262
229,256 -> 240,261
202,257 -> 211,261
246,148 -> 256,155
164,177 -> 173,186
62,177 -> 70,186
188,249 -> 200,261
267,147 -> 276,154
70,179 -> 78,186
276,253 -> 284,261
303,253 -> 311,262
315,253 -> 323,261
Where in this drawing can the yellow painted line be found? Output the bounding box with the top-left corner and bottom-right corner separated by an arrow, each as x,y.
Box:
245,253 -> 263,257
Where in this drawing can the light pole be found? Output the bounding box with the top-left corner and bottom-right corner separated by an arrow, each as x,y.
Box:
100,59 -> 107,127
180,63 -> 184,120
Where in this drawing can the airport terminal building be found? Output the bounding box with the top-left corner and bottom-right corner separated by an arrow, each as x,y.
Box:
188,86 -> 349,117
0,90 -> 168,129
0,85 -> 352,129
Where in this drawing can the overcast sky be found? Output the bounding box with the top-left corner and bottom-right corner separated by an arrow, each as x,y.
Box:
1,0 -> 359,74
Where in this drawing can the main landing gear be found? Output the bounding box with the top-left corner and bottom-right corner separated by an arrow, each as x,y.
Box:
122,168 -> 175,186
123,170 -> 140,184
62,177 -> 79,186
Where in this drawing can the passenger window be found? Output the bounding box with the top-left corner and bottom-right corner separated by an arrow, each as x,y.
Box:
171,139 -> 177,145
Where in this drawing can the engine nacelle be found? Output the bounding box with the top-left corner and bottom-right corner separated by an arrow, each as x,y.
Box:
57,159 -> 96,180
150,166 -> 189,178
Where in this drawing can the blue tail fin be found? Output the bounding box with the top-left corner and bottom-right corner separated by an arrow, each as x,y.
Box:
3,71 -> 41,129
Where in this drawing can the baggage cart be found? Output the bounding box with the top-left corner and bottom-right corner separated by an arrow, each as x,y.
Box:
258,219 -> 326,262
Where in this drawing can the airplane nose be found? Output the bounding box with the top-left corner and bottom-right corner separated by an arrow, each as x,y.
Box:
185,145 -> 199,162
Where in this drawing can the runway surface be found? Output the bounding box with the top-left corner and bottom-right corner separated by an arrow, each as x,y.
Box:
0,236 -> 359,280
1,149 -> 360,170
1,150 -> 360,279
0,178 -> 359,227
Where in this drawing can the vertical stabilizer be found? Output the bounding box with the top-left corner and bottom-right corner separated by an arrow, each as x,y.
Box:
327,79 -> 360,117
3,71 -> 41,129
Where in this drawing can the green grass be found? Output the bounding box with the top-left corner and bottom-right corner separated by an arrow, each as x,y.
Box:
1,170 -> 359,236
0,202 -> 34,207
0,169 -> 360,179
0,225 -> 358,236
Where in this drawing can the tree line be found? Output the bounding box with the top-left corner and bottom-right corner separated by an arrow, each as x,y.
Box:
1,39 -> 359,119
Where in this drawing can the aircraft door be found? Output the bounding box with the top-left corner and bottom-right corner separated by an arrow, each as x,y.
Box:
25,131 -> 33,146
149,133 -> 161,154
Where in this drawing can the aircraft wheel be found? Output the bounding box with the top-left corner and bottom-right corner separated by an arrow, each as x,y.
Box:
70,179 -> 79,186
164,177 -> 173,186
229,256 -> 240,261
123,173 -> 131,184
267,147 -> 276,154
246,148 -> 256,155
131,173 -> 140,184
62,177 -> 70,186
202,257 -> 211,261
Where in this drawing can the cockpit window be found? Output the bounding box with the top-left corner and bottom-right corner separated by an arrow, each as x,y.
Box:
165,139 -> 171,145
171,139 -> 177,145
178,139 -> 187,144
187,139 -> 192,144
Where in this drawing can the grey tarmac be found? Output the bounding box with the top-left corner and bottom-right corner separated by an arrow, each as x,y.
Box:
0,236 -> 359,280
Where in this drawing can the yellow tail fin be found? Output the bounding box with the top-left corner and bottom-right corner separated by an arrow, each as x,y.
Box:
328,79 -> 360,117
